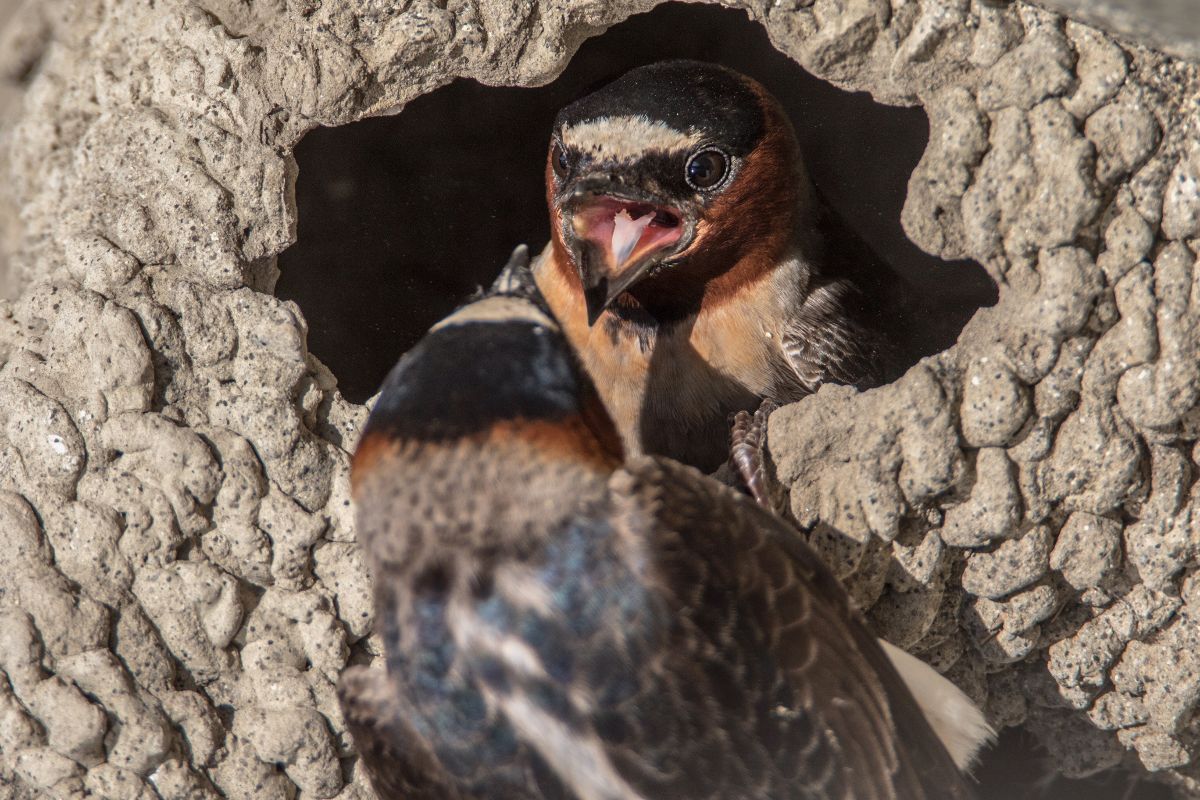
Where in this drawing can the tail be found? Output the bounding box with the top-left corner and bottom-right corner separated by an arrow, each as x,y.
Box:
879,638 -> 995,771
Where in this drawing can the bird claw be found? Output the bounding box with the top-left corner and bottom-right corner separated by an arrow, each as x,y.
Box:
729,399 -> 783,514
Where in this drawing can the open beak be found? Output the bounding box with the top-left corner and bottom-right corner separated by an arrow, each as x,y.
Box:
560,181 -> 687,325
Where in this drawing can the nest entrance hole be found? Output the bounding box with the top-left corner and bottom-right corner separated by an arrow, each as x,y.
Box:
278,2 -> 998,403
278,5 -> 1180,797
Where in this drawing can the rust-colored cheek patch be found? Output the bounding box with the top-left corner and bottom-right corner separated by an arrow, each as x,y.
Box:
694,88 -> 800,308
350,414 -> 619,498
545,159 -> 580,292
351,430 -> 403,495
489,416 -> 622,470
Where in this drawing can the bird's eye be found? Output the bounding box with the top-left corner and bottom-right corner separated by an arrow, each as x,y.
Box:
685,149 -> 729,190
552,142 -> 571,178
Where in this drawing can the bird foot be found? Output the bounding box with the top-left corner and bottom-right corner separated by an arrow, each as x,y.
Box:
729,399 -> 783,514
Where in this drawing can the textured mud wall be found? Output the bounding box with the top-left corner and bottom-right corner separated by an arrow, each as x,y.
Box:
0,0 -> 1196,799
765,4 -> 1200,791
0,0 -> 28,301
1032,0 -> 1200,62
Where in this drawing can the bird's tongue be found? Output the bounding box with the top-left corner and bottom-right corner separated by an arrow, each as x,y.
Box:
611,209 -> 655,267
571,196 -> 683,279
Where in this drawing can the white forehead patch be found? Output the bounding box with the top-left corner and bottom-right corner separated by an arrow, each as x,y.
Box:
431,296 -> 556,332
562,115 -> 703,162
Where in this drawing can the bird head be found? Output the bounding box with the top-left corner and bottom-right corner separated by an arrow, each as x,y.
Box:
353,253 -> 623,488
547,60 -> 807,325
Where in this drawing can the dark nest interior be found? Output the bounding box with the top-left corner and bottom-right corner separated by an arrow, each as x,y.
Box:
278,3 -> 998,403
277,4 -> 1169,798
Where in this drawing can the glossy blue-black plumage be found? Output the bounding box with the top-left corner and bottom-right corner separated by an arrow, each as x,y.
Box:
364,318 -> 580,443
341,256 -> 976,800
555,60 -> 764,158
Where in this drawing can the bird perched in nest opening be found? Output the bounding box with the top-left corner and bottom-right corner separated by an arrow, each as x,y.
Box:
533,60 -> 921,475
340,251 -> 989,800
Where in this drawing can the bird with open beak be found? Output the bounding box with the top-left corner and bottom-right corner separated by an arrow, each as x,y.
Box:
340,250 -> 990,800
534,60 -> 918,474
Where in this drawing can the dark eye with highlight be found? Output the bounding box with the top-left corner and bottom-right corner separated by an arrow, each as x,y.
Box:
551,142 -> 570,178
685,149 -> 728,190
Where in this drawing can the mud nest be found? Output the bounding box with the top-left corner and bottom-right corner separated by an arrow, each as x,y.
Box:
0,0 -> 1198,798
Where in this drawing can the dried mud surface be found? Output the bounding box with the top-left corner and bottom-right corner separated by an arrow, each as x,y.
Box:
0,0 -> 1197,798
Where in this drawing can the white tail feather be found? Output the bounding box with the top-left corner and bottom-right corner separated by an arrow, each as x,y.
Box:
878,639 -> 995,771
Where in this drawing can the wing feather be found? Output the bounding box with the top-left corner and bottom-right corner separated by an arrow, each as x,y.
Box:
605,457 -> 974,799
779,280 -> 888,396
348,455 -> 973,800
338,665 -> 462,800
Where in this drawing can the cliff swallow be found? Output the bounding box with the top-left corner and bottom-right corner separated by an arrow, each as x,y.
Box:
340,250 -> 987,799
533,60 -> 918,473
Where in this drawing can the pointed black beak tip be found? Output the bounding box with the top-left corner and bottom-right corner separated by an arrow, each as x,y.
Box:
583,282 -> 608,327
